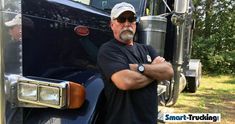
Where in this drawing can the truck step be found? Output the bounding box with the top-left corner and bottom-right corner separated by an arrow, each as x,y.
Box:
158,84 -> 167,96
158,106 -> 174,123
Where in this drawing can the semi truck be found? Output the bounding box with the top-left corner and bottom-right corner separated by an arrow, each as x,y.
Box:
0,0 -> 202,123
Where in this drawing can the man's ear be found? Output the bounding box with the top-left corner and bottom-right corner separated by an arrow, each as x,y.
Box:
110,21 -> 114,30
9,28 -> 13,35
109,21 -> 113,27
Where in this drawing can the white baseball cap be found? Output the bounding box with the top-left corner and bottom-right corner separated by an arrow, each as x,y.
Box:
5,14 -> 22,27
111,2 -> 136,20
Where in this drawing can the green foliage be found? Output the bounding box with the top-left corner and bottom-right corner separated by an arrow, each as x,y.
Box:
192,36 -> 235,74
192,0 -> 235,74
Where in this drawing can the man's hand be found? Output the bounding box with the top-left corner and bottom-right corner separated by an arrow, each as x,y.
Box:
144,63 -> 173,80
143,56 -> 174,81
152,56 -> 165,64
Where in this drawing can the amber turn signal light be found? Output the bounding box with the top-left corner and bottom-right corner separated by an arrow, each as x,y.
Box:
67,82 -> 86,109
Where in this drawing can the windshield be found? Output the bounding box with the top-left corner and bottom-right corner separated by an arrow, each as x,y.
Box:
90,0 -> 142,15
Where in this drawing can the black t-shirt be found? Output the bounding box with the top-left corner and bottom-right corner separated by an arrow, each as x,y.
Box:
4,40 -> 22,74
97,39 -> 158,124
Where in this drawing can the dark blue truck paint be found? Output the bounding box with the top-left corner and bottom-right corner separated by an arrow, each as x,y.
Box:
20,0 -> 114,123
0,0 -> 200,123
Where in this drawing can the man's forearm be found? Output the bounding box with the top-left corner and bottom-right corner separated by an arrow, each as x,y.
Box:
111,69 -> 154,90
130,63 -> 174,81
144,63 -> 173,80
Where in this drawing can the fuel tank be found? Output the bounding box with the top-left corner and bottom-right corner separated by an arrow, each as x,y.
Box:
139,16 -> 167,56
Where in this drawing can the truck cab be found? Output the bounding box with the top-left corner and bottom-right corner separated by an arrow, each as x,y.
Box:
0,0 -> 201,123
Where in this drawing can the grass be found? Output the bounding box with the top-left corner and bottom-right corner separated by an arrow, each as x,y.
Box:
166,75 -> 235,124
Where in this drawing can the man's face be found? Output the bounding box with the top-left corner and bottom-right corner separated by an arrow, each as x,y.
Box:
110,11 -> 136,45
9,25 -> 22,41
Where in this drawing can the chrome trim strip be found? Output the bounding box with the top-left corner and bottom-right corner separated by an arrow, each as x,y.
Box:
0,1 -> 6,122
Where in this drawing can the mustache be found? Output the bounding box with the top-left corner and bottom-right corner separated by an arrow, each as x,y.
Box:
119,28 -> 134,41
120,27 -> 134,34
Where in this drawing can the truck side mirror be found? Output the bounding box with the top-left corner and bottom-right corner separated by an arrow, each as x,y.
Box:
174,0 -> 189,14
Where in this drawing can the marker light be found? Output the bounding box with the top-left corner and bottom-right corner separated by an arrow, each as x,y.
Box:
67,82 -> 85,109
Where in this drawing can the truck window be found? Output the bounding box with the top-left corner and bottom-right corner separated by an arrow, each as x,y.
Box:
71,0 -> 90,5
145,0 -> 167,16
90,0 -> 142,15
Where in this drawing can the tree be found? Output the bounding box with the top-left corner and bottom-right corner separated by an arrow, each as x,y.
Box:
192,0 -> 235,74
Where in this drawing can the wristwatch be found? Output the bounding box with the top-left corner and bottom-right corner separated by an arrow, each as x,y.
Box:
137,64 -> 145,73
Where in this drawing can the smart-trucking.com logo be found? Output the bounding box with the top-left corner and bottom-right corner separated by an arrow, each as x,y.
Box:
163,113 -> 221,122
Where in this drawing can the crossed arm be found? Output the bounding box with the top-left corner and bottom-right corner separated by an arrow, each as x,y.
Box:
111,56 -> 174,90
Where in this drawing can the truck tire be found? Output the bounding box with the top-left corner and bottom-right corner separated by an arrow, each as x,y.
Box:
186,77 -> 197,93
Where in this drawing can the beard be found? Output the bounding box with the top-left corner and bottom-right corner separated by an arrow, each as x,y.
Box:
119,28 -> 134,42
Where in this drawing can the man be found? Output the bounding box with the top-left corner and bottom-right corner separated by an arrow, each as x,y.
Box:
4,14 -> 22,74
97,2 -> 174,124
5,14 -> 22,42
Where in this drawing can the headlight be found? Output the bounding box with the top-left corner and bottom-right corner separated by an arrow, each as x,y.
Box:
17,76 -> 85,109
18,83 -> 37,101
17,80 -> 66,108
39,86 -> 60,105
